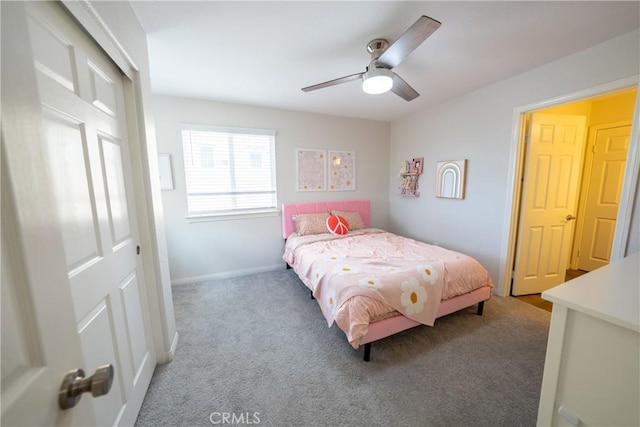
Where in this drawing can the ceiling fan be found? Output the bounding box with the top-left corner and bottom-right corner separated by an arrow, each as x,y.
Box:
301,15 -> 441,102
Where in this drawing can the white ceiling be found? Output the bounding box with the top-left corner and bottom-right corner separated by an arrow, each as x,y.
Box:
130,1 -> 639,122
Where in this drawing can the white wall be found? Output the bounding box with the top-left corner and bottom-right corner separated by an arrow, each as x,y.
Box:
388,29 -> 640,292
153,96 -> 390,283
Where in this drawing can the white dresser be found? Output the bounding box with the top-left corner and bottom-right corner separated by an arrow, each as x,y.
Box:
537,252 -> 639,427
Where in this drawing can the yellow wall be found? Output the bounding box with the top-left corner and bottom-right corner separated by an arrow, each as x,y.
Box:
538,99 -> 592,122
590,89 -> 637,125
535,88 -> 637,127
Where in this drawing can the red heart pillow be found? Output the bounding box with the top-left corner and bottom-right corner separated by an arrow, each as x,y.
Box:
326,214 -> 349,235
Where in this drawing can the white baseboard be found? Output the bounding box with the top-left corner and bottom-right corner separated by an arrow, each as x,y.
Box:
158,331 -> 179,364
170,264 -> 287,286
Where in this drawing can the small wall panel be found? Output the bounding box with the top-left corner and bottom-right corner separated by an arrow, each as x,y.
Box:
42,110 -> 102,272
88,62 -> 117,117
1,244 -> 40,385
28,13 -> 76,92
599,161 -> 625,205
524,226 -> 544,278
606,135 -> 629,153
545,225 -> 565,276
540,125 -> 555,144
591,218 -> 616,261
554,155 -> 574,209
77,301 -> 124,426
532,155 -> 551,210
562,125 -> 577,144
119,275 -> 148,384
100,137 -> 131,246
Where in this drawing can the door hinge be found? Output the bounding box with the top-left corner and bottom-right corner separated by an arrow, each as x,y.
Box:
592,144 -> 596,153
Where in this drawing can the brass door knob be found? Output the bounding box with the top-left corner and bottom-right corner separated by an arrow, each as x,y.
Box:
59,364 -> 114,410
566,214 -> 576,221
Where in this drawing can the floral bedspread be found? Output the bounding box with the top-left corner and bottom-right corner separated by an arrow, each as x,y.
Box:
284,229 -> 462,347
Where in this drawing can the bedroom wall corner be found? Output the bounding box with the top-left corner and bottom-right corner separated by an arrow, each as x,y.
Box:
388,29 -> 640,293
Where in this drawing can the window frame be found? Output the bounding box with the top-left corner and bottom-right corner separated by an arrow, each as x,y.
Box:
180,123 -> 278,222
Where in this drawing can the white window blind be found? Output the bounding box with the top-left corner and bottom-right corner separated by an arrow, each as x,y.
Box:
181,125 -> 277,217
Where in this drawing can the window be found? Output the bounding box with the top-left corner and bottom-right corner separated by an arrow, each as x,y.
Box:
181,125 -> 277,218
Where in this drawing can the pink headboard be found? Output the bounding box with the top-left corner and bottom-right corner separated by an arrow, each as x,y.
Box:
281,200 -> 371,239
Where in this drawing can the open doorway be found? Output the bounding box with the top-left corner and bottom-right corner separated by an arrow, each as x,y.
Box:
510,87 -> 637,310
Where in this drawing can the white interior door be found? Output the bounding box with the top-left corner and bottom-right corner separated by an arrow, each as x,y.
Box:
512,114 -> 587,296
577,124 -> 631,271
1,2 -> 155,425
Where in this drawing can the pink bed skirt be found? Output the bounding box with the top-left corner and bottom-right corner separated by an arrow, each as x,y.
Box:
359,285 -> 492,345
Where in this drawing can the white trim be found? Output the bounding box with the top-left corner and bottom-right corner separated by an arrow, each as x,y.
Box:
77,1 -> 138,70
181,123 -> 276,136
498,115 -> 529,296
186,209 -> 279,223
499,76 -> 640,297
171,264 -> 287,286
61,1 -> 136,78
159,332 -> 179,364
611,89 -> 640,260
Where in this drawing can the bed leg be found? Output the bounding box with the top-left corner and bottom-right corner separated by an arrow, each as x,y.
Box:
363,343 -> 371,362
477,300 -> 485,316
310,290 -> 315,300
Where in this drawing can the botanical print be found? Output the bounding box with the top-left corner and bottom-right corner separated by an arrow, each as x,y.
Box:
400,277 -> 428,315
334,264 -> 359,275
297,149 -> 326,191
358,277 -> 383,289
418,264 -> 439,284
312,269 -> 324,287
328,150 -> 355,191
326,291 -> 337,314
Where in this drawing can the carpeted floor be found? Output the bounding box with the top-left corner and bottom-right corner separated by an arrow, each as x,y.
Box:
135,270 -> 551,427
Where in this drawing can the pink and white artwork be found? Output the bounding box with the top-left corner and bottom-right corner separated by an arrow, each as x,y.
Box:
328,150 -> 356,191
296,149 -> 326,191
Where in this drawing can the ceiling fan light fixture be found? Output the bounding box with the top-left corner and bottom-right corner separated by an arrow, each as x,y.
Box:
362,68 -> 393,94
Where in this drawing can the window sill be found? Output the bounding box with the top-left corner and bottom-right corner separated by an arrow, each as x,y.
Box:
186,209 -> 280,223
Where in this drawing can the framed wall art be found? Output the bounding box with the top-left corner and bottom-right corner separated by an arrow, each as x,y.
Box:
328,150 -> 356,191
158,153 -> 174,191
436,159 -> 467,199
411,157 -> 424,175
399,156 -> 424,197
296,148 -> 326,191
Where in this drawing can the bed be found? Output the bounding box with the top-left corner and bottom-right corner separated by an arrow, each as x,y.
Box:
282,200 -> 493,361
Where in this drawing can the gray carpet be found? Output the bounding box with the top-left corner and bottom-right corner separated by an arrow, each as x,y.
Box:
135,270 -> 551,427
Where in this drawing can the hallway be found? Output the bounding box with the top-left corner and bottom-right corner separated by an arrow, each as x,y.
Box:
513,269 -> 588,312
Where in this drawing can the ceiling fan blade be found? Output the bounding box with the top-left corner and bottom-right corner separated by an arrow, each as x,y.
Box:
391,73 -> 419,101
377,15 -> 441,69
301,72 -> 364,92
